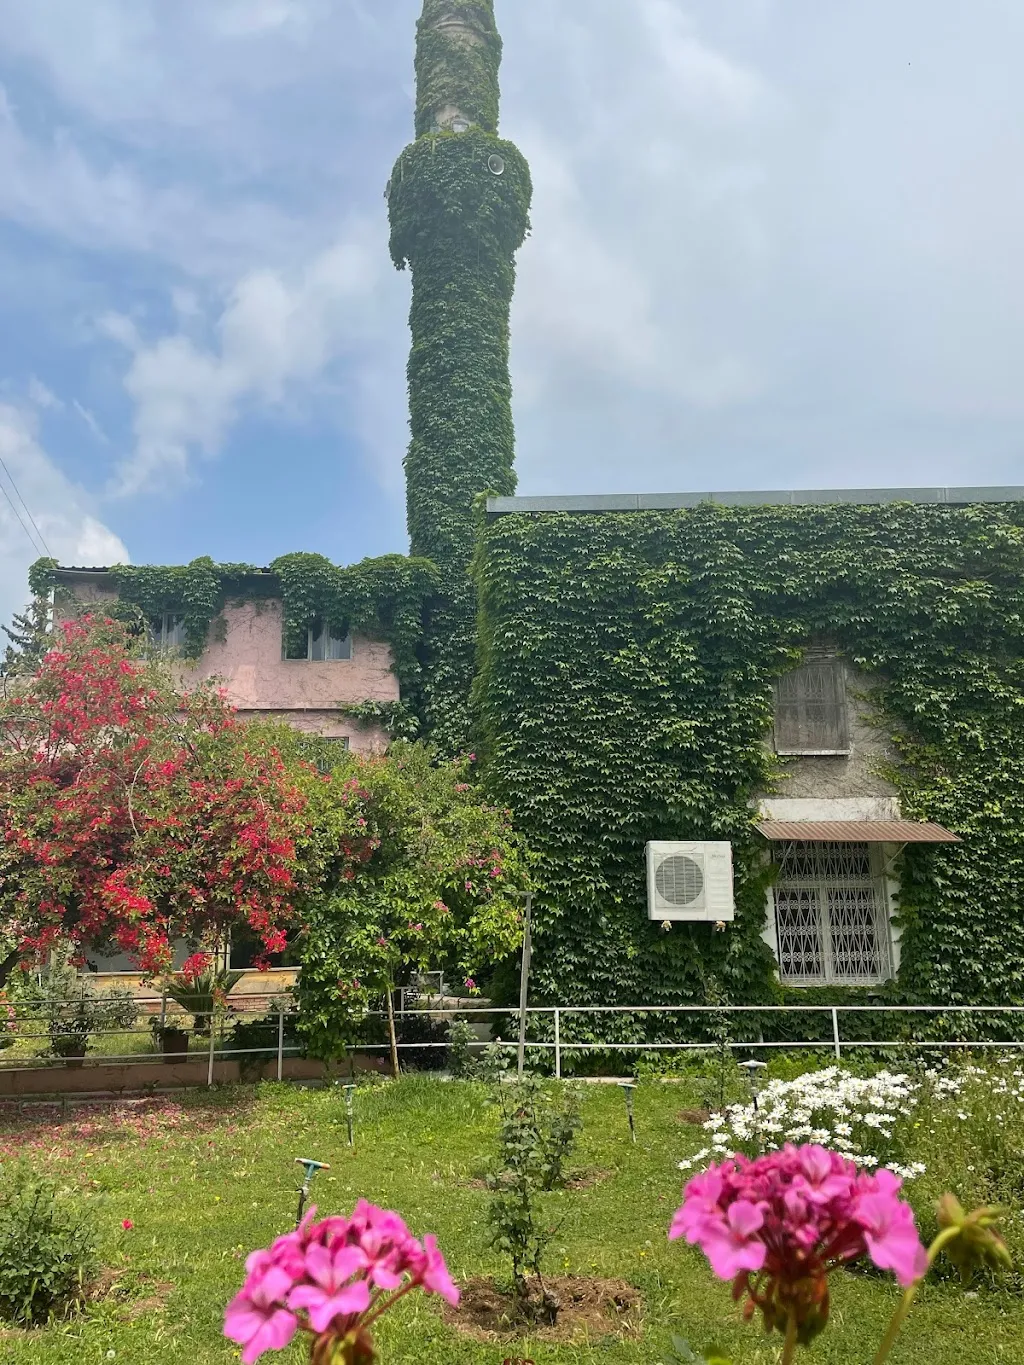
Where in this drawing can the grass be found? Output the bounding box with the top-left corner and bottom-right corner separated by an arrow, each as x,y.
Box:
0,1076 -> 1021,1364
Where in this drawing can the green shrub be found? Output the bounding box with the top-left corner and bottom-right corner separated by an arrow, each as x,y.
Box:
0,1172 -> 97,1325
485,1075 -> 583,1317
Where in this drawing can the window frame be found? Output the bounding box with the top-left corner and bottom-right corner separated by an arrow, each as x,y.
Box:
146,611 -> 186,652
773,655 -> 850,756
283,618 -> 353,663
768,840 -> 895,987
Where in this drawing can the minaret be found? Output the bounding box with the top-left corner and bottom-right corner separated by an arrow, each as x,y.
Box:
388,0 -> 531,752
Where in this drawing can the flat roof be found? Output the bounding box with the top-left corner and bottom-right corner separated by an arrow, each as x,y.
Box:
486,486 -> 1024,515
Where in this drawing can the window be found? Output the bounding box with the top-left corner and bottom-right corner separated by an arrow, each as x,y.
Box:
146,612 -> 186,651
284,618 -> 352,662
315,737 -> 350,774
772,841 -> 893,986
774,657 -> 849,754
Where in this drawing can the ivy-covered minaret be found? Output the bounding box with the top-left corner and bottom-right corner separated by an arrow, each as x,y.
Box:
388,0 -> 531,751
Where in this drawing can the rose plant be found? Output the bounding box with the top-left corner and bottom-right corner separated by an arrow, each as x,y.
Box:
224,1201 -> 458,1364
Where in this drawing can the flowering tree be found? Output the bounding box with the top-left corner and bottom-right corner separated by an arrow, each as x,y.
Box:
224,1201 -> 458,1364
0,616 -> 309,981
294,742 -> 530,1073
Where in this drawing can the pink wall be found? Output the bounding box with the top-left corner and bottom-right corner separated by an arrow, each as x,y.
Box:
56,585 -> 398,754
191,603 -> 397,753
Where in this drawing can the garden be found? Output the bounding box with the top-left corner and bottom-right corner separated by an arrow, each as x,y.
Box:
0,1047 -> 1022,1365
0,612 -> 1022,1363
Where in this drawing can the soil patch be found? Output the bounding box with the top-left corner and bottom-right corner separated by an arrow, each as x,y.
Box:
564,1168 -> 612,1190
443,1275 -> 642,1343
677,1108 -> 711,1125
91,1269 -> 175,1319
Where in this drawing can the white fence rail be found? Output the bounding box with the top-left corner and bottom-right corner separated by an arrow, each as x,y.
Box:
3,997 -> 1024,1086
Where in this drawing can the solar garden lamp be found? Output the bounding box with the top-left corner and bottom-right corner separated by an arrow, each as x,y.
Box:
294,1157 -> 330,1227
618,1081 -> 637,1143
738,1059 -> 768,1111
340,1083 -> 356,1147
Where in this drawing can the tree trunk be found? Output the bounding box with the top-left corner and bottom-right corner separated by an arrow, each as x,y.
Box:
0,948 -> 21,990
385,984 -> 400,1080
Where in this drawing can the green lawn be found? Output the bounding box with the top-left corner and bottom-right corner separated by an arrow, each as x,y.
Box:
0,1077 -> 1021,1364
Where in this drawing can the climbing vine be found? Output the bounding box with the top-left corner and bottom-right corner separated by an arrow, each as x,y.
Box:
474,501 -> 1024,1030
389,125 -> 531,752
30,553 -> 438,698
414,0 -> 501,137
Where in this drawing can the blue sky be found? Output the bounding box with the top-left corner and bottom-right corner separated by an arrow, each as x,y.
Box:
1,0 -> 1024,623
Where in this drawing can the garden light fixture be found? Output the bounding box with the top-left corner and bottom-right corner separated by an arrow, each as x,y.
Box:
618,1081 -> 637,1143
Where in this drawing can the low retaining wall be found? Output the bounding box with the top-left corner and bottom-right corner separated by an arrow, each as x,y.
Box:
0,1054 -> 389,1098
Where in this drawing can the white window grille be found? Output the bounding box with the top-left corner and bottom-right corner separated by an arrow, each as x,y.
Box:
774,656 -> 849,755
285,618 -> 352,662
772,841 -> 893,986
146,612 -> 186,650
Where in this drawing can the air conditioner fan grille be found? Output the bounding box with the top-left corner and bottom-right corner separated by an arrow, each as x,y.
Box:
655,854 -> 704,907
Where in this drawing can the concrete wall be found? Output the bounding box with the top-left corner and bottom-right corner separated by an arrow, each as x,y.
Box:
769,664 -> 898,801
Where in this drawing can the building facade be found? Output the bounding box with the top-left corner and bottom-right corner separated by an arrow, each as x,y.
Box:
50,567 -> 400,755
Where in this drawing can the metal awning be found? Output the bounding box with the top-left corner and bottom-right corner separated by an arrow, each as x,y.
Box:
755,820 -> 960,844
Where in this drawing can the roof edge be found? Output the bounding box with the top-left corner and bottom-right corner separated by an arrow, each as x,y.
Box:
486,487 -> 1024,515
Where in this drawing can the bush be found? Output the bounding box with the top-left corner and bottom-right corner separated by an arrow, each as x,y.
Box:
0,1171 -> 97,1325
13,958 -> 140,1061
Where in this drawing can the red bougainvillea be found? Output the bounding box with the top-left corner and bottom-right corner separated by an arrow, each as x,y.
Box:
0,616 -> 309,977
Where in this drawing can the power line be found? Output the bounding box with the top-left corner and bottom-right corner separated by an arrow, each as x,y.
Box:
0,478 -> 45,558
0,453 -> 51,557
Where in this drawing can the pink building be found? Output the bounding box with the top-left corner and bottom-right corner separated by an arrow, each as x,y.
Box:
51,567 -> 400,753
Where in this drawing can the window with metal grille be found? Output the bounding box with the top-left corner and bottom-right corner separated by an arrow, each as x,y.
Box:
772,841 -> 893,986
774,657 -> 849,754
146,612 -> 185,651
284,618 -> 352,661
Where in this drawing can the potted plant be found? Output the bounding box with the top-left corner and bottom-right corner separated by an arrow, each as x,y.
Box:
163,959 -> 245,1036
150,1016 -> 190,1062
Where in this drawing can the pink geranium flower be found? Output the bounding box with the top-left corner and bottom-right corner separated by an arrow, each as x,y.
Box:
224,1202 -> 458,1362
224,1266 -> 299,1364
287,1244 -> 370,1333
700,1199 -> 767,1279
669,1144 -> 927,1346
854,1170 -> 929,1285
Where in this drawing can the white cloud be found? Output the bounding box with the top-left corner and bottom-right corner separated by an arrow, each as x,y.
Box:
105,225 -> 400,495
0,404 -> 128,624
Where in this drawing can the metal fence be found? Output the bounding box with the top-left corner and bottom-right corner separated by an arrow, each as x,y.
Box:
4,996 -> 1024,1086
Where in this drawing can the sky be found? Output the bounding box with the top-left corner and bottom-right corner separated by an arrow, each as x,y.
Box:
1,0 -> 1024,624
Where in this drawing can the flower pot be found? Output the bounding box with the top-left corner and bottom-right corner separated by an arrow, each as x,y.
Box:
61,1041 -> 88,1069
159,1028 -> 189,1063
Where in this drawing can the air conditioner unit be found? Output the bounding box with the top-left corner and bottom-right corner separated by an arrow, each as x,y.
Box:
645,841 -> 735,922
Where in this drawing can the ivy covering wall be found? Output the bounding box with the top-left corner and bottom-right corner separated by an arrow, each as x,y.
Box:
31,553 -> 438,696
389,0 -> 532,752
473,501 -> 1024,1029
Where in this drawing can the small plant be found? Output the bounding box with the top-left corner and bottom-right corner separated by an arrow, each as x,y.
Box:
223,1201 -> 457,1362
0,1170 -> 97,1325
485,1076 -> 583,1318
446,1017 -> 476,1077
26,963 -> 140,1061
163,958 -> 244,1036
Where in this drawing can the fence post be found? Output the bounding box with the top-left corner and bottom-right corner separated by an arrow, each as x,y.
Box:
207,1017 -> 216,1087
831,1007 -> 842,1061
554,1008 -> 561,1080
277,1000 -> 285,1082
